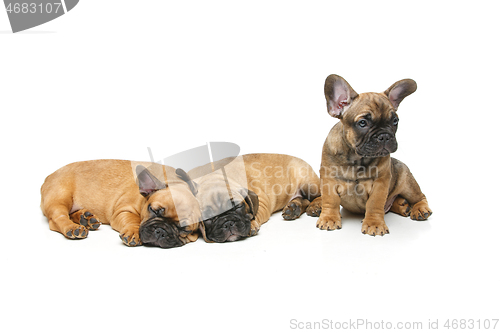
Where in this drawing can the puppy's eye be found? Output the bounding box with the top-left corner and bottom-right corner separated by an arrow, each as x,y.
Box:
178,225 -> 190,235
148,205 -> 165,217
393,117 -> 399,126
358,119 -> 368,128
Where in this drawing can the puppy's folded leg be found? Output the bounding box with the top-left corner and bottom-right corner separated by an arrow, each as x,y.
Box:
282,197 -> 311,220
42,190 -> 89,239
389,196 -> 410,217
47,205 -> 88,239
392,160 -> 432,221
306,197 -> 322,217
249,194 -> 272,236
111,211 -> 142,247
249,219 -> 260,236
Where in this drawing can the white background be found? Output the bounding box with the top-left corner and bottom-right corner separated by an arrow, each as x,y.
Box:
1,1 -> 499,332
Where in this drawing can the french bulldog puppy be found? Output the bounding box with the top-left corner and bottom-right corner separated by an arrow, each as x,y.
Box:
189,154 -> 322,242
315,75 -> 432,236
40,160 -> 200,247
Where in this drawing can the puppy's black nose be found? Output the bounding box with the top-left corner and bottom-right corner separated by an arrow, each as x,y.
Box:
154,227 -> 166,240
222,220 -> 236,229
377,133 -> 391,142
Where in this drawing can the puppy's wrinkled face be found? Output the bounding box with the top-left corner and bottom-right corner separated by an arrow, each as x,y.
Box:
202,200 -> 253,243
196,177 -> 259,243
343,93 -> 399,157
136,166 -> 200,249
139,188 -> 199,248
324,74 -> 417,159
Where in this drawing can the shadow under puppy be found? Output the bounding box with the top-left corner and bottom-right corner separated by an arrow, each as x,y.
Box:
40,160 -> 200,248
188,154 -> 322,243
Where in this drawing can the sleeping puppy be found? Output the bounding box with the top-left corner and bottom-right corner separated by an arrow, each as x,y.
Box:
188,154 -> 322,243
40,160 -> 200,248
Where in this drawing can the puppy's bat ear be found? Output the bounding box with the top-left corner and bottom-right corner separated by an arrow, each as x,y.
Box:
136,165 -> 167,197
243,189 -> 259,217
198,221 -> 214,243
175,168 -> 198,196
324,74 -> 358,119
198,221 -> 207,241
384,79 -> 417,110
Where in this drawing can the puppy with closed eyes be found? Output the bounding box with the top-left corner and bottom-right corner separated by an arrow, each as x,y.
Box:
188,154 -> 322,243
40,160 -> 200,248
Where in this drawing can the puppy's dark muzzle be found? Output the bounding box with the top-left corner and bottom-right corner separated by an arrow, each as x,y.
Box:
358,132 -> 398,157
377,133 -> 392,143
139,219 -> 184,249
222,219 -> 237,229
205,212 -> 251,243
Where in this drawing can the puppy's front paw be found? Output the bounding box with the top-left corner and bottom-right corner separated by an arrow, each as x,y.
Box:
316,213 -> 341,230
282,200 -> 302,220
410,200 -> 432,221
361,219 -> 389,236
249,220 -> 260,236
306,197 -> 322,217
119,227 -> 142,247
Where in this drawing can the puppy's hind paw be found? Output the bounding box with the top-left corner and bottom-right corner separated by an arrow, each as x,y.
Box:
70,209 -> 101,230
389,196 -> 410,217
64,225 -> 88,239
410,199 -> 432,221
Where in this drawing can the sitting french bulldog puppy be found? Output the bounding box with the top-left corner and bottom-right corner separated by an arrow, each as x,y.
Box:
315,74 -> 432,236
